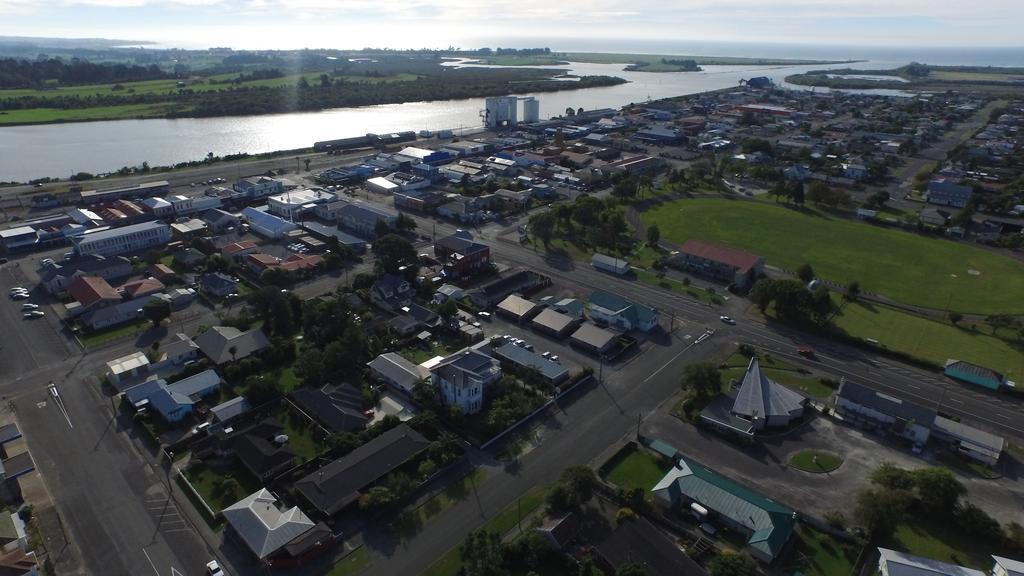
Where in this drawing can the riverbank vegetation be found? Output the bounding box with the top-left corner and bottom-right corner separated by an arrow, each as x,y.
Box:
463,50 -> 858,71
786,62 -> 1024,93
0,51 -> 625,125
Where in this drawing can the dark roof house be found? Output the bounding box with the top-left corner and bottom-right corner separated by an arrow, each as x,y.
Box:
291,384 -> 369,433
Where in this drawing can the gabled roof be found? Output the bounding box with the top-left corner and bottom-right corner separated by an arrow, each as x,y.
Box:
652,449 -> 794,561
367,353 -> 430,392
732,357 -> 806,421
41,254 -> 132,283
296,424 -> 430,515
223,488 -> 315,559
291,384 -> 369,433
589,290 -> 657,327
877,547 -> 985,576
232,419 -> 297,479
432,348 -> 499,378
68,275 -> 121,307
435,234 -> 489,255
222,240 -> 258,256
121,277 -> 165,298
838,380 -> 936,428
944,359 -> 1004,384
195,326 -> 270,364
493,343 -> 569,382
679,239 -> 762,273
993,556 -> 1024,576
593,515 -> 706,576
211,396 -> 252,423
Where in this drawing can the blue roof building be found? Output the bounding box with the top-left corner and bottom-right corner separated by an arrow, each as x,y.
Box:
125,370 -> 222,423
240,207 -> 298,238
493,343 -> 569,384
588,291 -> 659,333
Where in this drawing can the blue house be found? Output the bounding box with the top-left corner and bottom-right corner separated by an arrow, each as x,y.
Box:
124,370 -> 222,423
199,272 -> 237,297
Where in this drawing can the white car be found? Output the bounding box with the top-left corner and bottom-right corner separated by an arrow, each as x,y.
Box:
550,355 -> 559,363
205,560 -> 224,576
21,303 -> 39,311
719,315 -> 736,325
10,292 -> 30,301
8,287 -> 26,294
23,310 -> 44,319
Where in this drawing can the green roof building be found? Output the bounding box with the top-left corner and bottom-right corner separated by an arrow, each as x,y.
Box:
651,444 -> 795,563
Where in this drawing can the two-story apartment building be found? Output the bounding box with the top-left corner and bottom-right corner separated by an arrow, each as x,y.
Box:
72,221 -> 171,257
430,348 -> 501,414
371,274 -> 413,312
671,240 -> 764,289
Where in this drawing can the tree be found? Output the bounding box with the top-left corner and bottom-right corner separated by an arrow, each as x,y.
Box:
228,345 -> 238,363
796,263 -> 815,283
438,298 -> 459,323
854,487 -> 911,538
359,486 -> 394,510
372,233 -> 418,276
749,279 -> 774,312
396,212 -> 417,233
646,224 -> 661,247
529,211 -> 557,248
681,362 -> 721,401
871,463 -> 916,490
374,218 -> 393,239
245,375 -> 282,405
615,563 -> 648,576
844,281 -> 861,302
460,530 -> 508,576
708,551 -> 758,576
806,181 -> 830,205
949,311 -> 963,325
810,285 -> 834,325
303,158 -> 311,171
143,299 -> 171,328
913,467 -> 965,514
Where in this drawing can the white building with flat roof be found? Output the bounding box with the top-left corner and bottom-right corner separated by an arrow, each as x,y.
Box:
268,189 -> 335,219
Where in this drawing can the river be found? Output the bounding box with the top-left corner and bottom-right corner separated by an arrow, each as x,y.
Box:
0,59 -> 904,182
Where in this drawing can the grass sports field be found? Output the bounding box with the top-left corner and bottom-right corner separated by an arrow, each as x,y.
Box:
832,301 -> 1023,382
642,198 -> 1024,314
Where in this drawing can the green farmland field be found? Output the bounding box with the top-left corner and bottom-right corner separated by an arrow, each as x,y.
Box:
642,199 -> 1024,314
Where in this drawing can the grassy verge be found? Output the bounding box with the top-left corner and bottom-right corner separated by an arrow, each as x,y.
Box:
642,198 -> 1024,314
0,103 -> 179,125
79,319 -> 150,347
789,450 -> 844,473
885,518 -> 1004,570
602,445 -> 671,491
831,301 -> 1023,383
422,485 -> 550,576
633,268 -> 724,305
393,469 -> 488,540
327,546 -> 370,576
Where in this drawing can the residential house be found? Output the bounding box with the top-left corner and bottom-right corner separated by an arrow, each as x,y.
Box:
153,333 -> 200,368
222,488 -> 316,563
434,234 -> 492,278
367,353 -> 431,395
67,275 -> 121,311
877,548 -> 984,576
587,512 -> 706,576
172,247 -> 206,269
530,308 -> 579,339
993,556 -> 1024,576
588,291 -> 659,333
926,180 -> 973,208
291,384 -> 369,433
210,396 -> 252,425
194,326 -> 270,365
41,255 -> 132,295
430,348 -> 502,415
198,272 -> 236,298
533,513 -> 580,551
652,446 -> 795,563
123,370 -> 221,423
105,351 -> 151,386
232,419 -> 297,482
81,294 -> 167,330
919,207 -> 950,227
295,424 -> 430,515
120,277 -> 165,299
221,240 -> 259,261
370,274 -> 413,312
671,240 -> 764,289
147,263 -> 176,282
569,323 -> 618,355
433,284 -> 465,304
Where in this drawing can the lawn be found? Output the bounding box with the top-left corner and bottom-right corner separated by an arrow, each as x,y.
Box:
79,319 -> 151,347
274,404 -> 327,463
720,351 -> 837,399
603,445 -> 671,491
423,485 -> 550,576
184,461 -> 259,514
789,450 -> 844,473
393,469 -> 488,540
831,301 -> 1023,382
642,198 -> 1024,314
633,268 -> 724,305
0,103 -> 179,125
885,518 -> 1004,571
792,525 -> 859,576
401,340 -> 461,365
327,546 -> 370,576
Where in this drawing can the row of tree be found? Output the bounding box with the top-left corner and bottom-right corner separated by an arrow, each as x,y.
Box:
0,57 -> 173,88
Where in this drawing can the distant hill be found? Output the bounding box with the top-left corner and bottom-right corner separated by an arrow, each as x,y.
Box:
0,36 -> 155,49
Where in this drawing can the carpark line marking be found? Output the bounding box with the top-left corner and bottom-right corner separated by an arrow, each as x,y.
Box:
141,548 -> 159,576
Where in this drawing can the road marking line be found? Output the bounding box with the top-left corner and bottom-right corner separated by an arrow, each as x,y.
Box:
643,331 -> 710,383
141,548 -> 160,576
947,398 -> 965,405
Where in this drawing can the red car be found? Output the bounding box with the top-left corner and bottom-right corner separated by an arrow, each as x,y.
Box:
796,347 -> 816,358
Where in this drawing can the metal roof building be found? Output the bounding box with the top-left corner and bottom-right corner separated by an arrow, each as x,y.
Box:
223,488 -> 315,561
493,343 -> 569,384
731,357 -> 806,431
529,307 -> 578,338
496,294 -> 542,323
569,323 -> 618,355
877,547 -> 985,576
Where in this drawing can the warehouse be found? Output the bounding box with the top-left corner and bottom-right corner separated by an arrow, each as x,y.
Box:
240,207 -> 298,239
569,323 -> 617,355
496,294 -> 542,323
530,308 -> 578,339
591,253 -> 630,275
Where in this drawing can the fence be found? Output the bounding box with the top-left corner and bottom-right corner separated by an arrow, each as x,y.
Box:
479,374 -> 594,450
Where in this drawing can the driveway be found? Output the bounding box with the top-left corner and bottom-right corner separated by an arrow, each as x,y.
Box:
641,409 -> 1024,524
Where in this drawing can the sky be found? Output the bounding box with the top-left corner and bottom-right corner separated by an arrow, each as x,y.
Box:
2,0 -> 1023,51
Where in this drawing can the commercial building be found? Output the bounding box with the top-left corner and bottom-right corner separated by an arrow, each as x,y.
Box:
877,548 -> 984,576
430,348 -> 502,415
588,291 -> 659,333
0,226 -> 38,252
672,240 -> 764,288
72,221 -> 171,257
233,176 -> 284,199
268,189 -> 335,220
736,103 -> 797,118
240,207 -> 298,239
79,180 -> 169,205
652,444 -> 795,563
168,194 -> 221,216
591,254 -> 630,276
434,234 -> 492,277
530,308 -> 579,339
835,380 -> 935,447
496,294 -> 542,323
336,201 -> 398,237
926,179 -> 973,208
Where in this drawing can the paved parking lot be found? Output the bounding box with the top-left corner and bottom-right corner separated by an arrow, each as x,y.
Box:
641,410 -> 1024,524
0,261 -> 76,378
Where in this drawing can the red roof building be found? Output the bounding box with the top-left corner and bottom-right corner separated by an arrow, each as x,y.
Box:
121,277 -> 166,299
673,240 -> 765,288
68,276 -> 121,309
222,241 -> 259,258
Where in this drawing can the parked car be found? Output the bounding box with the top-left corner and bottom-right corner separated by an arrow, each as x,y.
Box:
205,560 -> 224,576
8,287 -> 27,294
21,303 -> 39,311
23,311 -> 44,319
10,292 -> 30,301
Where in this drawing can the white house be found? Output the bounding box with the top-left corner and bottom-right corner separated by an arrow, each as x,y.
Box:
430,348 -> 501,415
587,291 -> 659,333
